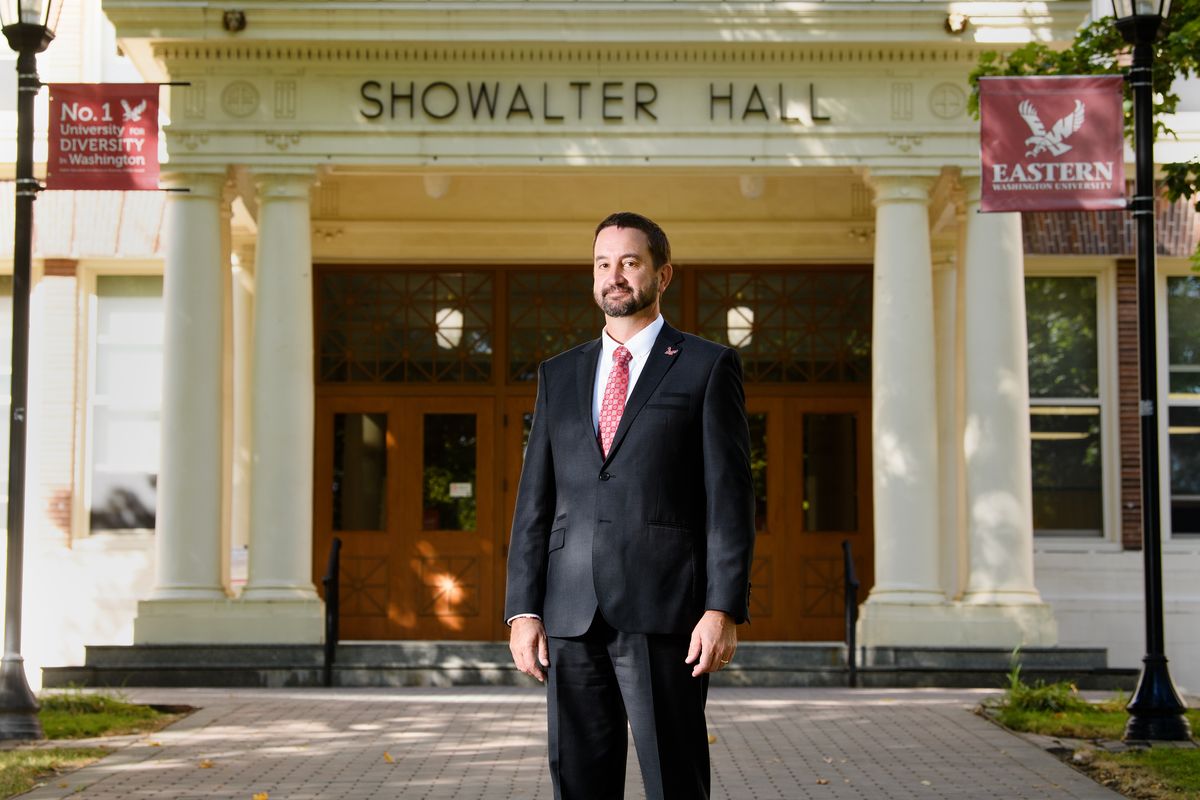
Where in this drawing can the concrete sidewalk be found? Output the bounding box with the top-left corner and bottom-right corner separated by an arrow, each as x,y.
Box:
19,687 -> 1122,800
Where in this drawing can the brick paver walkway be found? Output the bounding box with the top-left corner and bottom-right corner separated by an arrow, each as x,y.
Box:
19,687 -> 1122,799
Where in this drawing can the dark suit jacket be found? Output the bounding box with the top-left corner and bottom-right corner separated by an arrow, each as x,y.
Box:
505,322 -> 755,638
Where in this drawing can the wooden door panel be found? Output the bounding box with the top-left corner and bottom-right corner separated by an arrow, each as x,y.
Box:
740,395 -> 873,642
313,397 -> 398,641
399,398 -> 495,640
315,396 -> 497,641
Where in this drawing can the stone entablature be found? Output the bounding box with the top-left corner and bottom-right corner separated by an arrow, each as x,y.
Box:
149,43 -> 989,169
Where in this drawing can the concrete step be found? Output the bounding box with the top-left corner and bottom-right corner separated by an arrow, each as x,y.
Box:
42,642 -> 1138,691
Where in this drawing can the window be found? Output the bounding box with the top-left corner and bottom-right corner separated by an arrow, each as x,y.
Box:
1026,276 -> 1103,536
88,275 -> 164,532
696,271 -> 871,383
1166,275 -> 1200,536
317,271 -> 493,384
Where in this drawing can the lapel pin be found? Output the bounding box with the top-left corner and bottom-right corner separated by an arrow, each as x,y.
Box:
665,346 -> 679,356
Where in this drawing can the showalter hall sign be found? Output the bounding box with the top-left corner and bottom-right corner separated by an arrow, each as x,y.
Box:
978,75 -> 1126,212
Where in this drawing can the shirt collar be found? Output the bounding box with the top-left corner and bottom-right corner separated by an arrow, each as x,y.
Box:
602,314 -> 665,364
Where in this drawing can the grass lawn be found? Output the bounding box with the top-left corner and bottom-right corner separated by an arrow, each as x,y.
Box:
994,700 -> 1200,742
38,691 -> 182,739
0,691 -> 187,800
0,747 -> 109,798
987,668 -> 1200,799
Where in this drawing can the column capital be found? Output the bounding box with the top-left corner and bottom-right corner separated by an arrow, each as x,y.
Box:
864,170 -> 938,206
160,170 -> 228,199
251,168 -> 317,201
958,173 -> 983,206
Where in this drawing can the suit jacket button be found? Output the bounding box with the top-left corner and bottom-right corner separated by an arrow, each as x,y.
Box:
599,472 -> 612,481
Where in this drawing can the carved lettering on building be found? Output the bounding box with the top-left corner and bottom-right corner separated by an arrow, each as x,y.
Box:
358,80 -> 830,124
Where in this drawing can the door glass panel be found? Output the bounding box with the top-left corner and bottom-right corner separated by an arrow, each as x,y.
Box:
332,413 -> 387,531
802,414 -> 858,531
748,412 -> 767,530
423,413 -> 477,530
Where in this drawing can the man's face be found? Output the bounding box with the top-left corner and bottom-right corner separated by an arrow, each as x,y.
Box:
592,226 -> 668,318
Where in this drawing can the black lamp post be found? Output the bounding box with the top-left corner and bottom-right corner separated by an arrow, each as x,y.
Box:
0,0 -> 58,740
1111,0 -> 1192,743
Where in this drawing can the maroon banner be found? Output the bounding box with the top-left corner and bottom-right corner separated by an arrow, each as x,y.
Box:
46,83 -> 160,191
979,75 -> 1125,212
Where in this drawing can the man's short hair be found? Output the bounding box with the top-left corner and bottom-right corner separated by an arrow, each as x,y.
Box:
594,212 -> 672,270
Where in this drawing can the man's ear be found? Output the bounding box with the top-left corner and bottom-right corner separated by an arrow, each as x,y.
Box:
658,262 -> 674,294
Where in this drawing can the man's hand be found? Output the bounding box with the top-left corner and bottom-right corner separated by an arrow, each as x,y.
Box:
684,610 -> 737,677
509,617 -> 550,683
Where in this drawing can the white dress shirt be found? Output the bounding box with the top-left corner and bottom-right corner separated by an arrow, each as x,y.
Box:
592,314 -> 665,435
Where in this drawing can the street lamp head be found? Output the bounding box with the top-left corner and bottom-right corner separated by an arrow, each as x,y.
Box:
1112,0 -> 1171,22
0,0 -> 61,53
1112,0 -> 1171,44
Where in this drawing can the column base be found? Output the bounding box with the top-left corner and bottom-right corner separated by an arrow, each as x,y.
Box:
133,597 -> 324,644
858,598 -> 1058,648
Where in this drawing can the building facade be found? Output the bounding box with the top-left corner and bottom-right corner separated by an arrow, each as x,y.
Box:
3,0 -> 1199,688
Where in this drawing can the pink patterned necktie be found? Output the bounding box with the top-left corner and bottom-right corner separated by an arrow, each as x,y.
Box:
598,346 -> 632,458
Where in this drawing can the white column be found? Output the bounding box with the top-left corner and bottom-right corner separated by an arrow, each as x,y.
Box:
220,181 -> 236,593
147,172 -> 226,602
242,171 -> 321,615
933,256 -> 966,601
858,172 -> 952,646
134,172 -> 228,642
229,244 -> 255,589
959,175 -> 1056,644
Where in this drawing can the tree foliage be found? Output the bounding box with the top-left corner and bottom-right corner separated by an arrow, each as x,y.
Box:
968,0 -> 1200,227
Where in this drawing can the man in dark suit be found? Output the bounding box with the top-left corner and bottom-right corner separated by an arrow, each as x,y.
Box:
505,212 -> 755,800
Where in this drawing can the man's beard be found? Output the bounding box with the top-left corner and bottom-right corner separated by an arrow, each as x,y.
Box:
595,277 -> 659,318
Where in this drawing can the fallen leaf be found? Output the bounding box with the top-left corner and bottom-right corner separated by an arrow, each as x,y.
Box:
920,780 -> 932,786
823,756 -> 833,764
383,752 -> 395,764
57,783 -> 68,789
707,734 -> 717,744
146,741 -> 162,747
252,793 -> 269,800
198,759 -> 214,769
816,778 -> 829,785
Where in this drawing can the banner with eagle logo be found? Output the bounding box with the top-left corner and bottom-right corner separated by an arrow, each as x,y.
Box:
978,75 -> 1125,212
46,84 -> 160,191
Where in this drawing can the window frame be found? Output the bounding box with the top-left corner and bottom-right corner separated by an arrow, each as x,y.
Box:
1156,257 -> 1200,550
1025,257 -> 1122,551
72,260 -> 164,541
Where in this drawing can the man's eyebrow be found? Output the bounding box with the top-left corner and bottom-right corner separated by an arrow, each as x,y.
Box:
594,252 -> 644,263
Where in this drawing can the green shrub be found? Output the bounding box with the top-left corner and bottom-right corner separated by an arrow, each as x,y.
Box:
1000,663 -> 1093,714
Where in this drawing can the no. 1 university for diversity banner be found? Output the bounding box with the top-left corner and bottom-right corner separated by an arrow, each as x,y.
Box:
46,83 -> 160,191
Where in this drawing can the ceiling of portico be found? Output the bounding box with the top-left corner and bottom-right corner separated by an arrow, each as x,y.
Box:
297,167 -> 910,264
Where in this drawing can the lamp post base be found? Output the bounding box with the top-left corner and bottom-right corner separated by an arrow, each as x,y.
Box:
1124,655 -> 1191,742
0,656 -> 41,740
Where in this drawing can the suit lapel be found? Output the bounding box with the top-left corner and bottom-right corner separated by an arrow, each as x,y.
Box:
576,339 -> 603,459
603,323 -> 686,466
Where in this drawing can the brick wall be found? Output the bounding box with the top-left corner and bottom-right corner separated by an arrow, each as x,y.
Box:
1023,187 -> 1199,257
1116,258 -> 1142,550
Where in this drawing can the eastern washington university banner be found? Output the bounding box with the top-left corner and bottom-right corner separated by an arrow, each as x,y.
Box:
979,75 -> 1126,212
46,83 -> 160,191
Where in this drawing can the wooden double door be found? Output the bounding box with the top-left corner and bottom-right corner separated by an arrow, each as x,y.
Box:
314,391 -> 872,642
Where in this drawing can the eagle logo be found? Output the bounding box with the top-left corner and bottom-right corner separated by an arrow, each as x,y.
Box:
1018,99 -> 1085,158
121,98 -> 148,123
